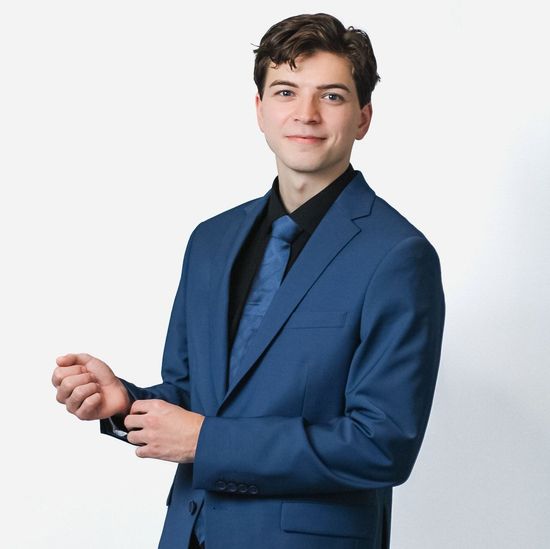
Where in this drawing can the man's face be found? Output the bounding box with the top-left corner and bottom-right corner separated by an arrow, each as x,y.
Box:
255,50 -> 372,182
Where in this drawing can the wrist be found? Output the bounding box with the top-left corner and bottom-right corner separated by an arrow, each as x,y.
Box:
112,379 -> 132,417
194,415 -> 205,456
184,413 -> 205,463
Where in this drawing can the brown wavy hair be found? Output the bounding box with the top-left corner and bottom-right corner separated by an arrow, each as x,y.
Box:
253,13 -> 380,108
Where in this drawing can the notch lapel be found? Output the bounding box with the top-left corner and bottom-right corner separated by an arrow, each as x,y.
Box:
207,192 -> 270,409
217,172 -> 375,413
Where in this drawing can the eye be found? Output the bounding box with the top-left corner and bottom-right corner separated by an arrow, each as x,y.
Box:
276,89 -> 294,97
324,93 -> 344,102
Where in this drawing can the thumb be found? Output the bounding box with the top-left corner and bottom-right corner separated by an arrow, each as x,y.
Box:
56,352 -> 93,367
81,356 -> 116,385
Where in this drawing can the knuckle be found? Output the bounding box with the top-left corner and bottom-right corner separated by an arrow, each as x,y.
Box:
143,444 -> 155,458
82,395 -> 98,415
59,376 -> 74,392
72,386 -> 85,400
144,416 -> 157,429
51,370 -> 60,387
76,398 -> 93,420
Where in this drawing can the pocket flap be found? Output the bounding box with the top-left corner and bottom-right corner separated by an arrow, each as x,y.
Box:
281,501 -> 370,539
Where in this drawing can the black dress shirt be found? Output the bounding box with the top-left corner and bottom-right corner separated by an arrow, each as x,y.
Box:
227,163 -> 356,351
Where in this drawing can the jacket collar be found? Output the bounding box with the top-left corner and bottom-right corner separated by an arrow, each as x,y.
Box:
208,170 -> 376,412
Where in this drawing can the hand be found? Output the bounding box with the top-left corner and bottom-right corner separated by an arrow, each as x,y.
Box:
52,353 -> 131,420
124,399 -> 204,463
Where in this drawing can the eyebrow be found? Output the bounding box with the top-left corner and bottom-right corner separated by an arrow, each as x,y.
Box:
268,80 -> 352,93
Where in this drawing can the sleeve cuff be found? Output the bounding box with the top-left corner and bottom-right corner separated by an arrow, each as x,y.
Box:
98,377 -> 137,444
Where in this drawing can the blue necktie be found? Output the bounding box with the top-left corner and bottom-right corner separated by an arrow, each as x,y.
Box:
229,214 -> 301,386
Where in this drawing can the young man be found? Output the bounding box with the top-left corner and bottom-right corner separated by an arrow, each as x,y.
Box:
52,13 -> 445,549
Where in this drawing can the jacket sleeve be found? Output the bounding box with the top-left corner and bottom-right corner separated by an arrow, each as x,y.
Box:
192,236 -> 445,495
99,227 -> 197,442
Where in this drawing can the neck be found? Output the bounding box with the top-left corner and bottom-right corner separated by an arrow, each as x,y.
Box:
276,160 -> 350,212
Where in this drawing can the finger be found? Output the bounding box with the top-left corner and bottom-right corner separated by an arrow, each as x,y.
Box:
65,382 -> 100,414
56,373 -> 96,403
74,392 -> 102,420
124,414 -> 145,431
127,429 -> 147,446
130,399 -> 159,415
51,365 -> 86,388
136,445 -> 154,458
55,353 -> 93,367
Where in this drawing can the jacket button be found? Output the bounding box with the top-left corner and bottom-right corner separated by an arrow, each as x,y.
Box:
226,482 -> 237,493
188,500 -> 197,515
215,480 -> 227,491
248,485 -> 258,495
237,483 -> 248,494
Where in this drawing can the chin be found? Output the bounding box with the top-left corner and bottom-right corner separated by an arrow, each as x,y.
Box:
280,156 -> 328,174
285,164 -> 324,175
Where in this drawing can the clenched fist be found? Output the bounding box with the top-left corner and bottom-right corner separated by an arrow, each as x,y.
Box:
52,353 -> 131,421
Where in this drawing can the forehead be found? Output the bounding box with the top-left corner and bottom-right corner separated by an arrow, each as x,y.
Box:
265,51 -> 354,85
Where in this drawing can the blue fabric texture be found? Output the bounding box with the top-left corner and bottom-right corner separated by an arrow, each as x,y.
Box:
228,214 -> 300,386
98,171 -> 446,549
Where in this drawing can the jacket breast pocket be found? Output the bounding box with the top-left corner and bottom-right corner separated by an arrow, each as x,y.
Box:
287,310 -> 348,329
280,501 -> 371,540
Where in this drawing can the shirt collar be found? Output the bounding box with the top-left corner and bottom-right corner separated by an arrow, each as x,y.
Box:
266,163 -> 356,235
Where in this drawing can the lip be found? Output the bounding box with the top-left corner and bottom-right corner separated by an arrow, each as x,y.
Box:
286,136 -> 326,143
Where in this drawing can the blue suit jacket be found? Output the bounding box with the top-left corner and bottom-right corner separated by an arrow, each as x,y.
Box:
108,170 -> 445,548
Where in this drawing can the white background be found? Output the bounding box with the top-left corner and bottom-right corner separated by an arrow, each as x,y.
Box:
1,1 -> 549,547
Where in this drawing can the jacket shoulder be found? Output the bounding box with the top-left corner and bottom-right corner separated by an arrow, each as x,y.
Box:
375,195 -> 424,232
340,172 -> 435,252
190,195 -> 265,240
363,193 -> 434,248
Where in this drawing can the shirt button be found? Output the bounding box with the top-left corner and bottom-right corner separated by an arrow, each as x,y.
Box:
188,500 -> 198,515
226,482 -> 237,493
237,484 -> 248,494
215,480 -> 227,491
248,485 -> 259,495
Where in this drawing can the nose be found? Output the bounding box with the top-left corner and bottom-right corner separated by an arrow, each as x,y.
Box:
293,96 -> 321,124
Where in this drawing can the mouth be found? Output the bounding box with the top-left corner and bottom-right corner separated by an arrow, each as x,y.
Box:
286,136 -> 326,144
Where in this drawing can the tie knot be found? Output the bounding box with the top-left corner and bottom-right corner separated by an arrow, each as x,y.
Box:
271,215 -> 301,244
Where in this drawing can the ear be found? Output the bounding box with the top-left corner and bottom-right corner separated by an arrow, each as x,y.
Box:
355,102 -> 373,140
255,93 -> 265,133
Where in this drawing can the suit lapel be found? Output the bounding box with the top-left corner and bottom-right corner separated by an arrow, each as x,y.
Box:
207,191 -> 271,408
216,171 -> 375,413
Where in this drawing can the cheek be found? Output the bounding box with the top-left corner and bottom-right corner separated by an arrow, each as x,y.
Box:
262,119 -> 288,147
335,124 -> 359,147
262,104 -> 291,127
330,112 -> 359,139
265,112 -> 286,130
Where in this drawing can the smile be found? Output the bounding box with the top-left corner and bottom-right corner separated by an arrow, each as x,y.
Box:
286,136 -> 326,144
